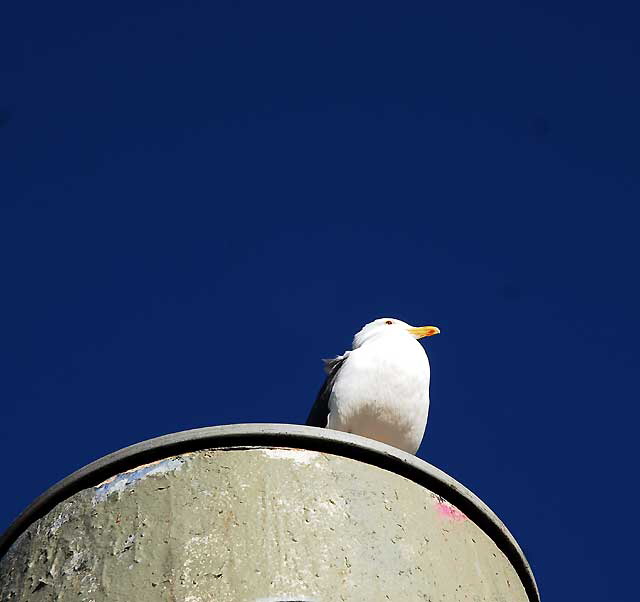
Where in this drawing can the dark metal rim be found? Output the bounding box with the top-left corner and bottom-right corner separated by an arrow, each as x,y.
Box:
0,423 -> 539,601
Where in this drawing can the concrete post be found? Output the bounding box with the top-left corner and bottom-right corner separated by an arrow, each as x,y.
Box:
0,424 -> 538,601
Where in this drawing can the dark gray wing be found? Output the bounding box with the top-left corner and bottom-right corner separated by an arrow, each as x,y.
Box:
305,356 -> 346,427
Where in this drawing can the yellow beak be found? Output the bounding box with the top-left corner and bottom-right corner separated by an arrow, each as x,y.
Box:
407,325 -> 441,339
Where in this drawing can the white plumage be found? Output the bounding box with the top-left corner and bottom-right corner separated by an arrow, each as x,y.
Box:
306,318 -> 440,454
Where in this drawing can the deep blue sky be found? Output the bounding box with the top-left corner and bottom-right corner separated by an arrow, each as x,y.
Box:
1,1 -> 639,599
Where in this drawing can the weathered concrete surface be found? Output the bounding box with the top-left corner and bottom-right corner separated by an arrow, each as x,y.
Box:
0,448 -> 528,602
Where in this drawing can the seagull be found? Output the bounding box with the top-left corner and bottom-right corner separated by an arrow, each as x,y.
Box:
306,318 -> 440,454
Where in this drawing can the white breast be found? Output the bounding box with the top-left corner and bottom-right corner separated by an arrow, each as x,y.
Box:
327,335 -> 431,454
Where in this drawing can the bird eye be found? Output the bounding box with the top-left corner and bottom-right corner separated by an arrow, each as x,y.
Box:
385,320 -> 393,325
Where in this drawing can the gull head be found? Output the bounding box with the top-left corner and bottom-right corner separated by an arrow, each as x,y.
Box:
352,317 -> 440,349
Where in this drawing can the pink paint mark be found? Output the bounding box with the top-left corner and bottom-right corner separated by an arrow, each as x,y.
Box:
435,502 -> 467,522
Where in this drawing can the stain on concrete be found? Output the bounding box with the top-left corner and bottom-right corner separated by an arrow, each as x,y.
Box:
93,457 -> 184,503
